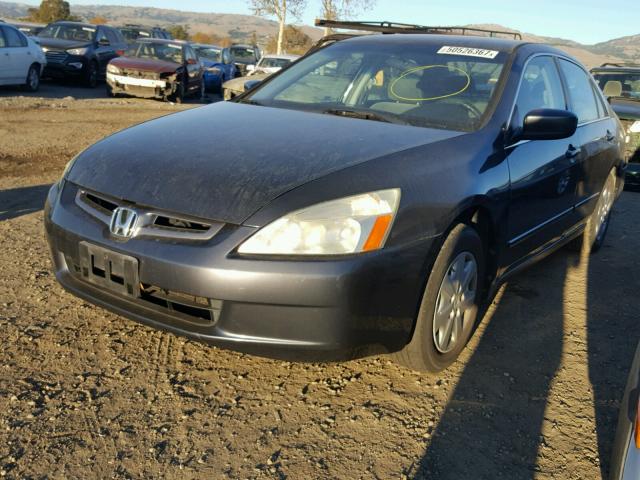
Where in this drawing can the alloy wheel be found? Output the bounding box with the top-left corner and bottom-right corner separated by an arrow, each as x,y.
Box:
28,67 -> 39,91
433,251 -> 478,354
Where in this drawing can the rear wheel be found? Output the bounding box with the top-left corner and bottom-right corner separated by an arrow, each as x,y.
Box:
569,168 -> 616,255
24,64 -> 40,92
393,224 -> 485,372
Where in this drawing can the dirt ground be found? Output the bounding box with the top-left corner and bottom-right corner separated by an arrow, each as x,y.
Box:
1,87 -> 639,480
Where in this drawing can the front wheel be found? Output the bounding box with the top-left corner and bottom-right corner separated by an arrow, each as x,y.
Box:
392,224 -> 485,372
170,82 -> 185,104
24,64 -> 40,92
84,61 -> 98,88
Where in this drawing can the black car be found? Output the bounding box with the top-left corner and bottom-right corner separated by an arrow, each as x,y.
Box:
38,21 -> 128,87
230,43 -> 261,76
592,63 -> 640,187
44,24 -> 626,372
118,24 -> 172,46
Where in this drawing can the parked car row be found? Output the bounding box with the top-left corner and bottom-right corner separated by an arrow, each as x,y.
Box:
0,19 -> 266,98
222,53 -> 300,100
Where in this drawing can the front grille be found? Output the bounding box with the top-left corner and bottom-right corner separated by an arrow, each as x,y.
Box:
75,188 -> 224,241
45,50 -> 67,64
122,69 -> 161,80
140,283 -> 222,325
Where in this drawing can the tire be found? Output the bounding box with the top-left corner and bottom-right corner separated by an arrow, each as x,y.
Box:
392,223 -> 485,372
85,61 -> 98,88
170,82 -> 185,104
24,64 -> 40,92
568,168 -> 616,255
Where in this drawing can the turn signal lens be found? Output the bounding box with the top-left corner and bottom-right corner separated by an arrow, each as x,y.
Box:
635,398 -> 640,449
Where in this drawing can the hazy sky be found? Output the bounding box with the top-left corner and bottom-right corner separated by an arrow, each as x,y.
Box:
19,0 -> 639,44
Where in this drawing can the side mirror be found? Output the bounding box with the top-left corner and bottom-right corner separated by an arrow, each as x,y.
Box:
98,38 -> 110,47
518,109 -> 578,141
244,79 -> 262,92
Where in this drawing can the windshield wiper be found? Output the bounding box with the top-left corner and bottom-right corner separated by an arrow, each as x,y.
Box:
323,108 -> 409,125
237,99 -> 264,106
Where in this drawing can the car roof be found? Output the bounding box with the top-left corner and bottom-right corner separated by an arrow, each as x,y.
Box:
191,43 -> 223,49
136,38 -> 189,46
337,33 -> 525,53
262,54 -> 300,60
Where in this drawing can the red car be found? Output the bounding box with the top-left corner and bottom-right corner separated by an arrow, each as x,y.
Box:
106,38 -> 203,103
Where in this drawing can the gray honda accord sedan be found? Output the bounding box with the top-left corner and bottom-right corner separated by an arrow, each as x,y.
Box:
45,32 -> 626,372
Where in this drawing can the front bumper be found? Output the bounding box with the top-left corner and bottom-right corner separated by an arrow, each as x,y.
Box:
44,182 -> 432,361
43,55 -> 88,79
106,72 -> 177,99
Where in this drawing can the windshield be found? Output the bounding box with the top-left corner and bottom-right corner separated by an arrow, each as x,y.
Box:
259,57 -> 292,69
125,42 -> 183,63
39,24 -> 95,42
246,42 -> 507,132
121,28 -> 151,42
593,71 -> 640,100
231,46 -> 256,62
195,47 -> 221,62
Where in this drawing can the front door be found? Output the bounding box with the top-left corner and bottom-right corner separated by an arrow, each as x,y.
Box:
504,55 -> 582,266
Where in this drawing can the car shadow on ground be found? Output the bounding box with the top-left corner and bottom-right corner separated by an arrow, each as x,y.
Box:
0,184 -> 52,221
411,192 -> 640,479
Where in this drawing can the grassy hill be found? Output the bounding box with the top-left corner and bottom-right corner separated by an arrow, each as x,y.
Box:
1,1 -> 638,67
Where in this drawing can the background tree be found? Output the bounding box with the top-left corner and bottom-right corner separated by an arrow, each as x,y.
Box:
319,0 -> 376,35
27,0 -> 78,23
89,15 -> 108,24
249,0 -> 307,55
167,25 -> 190,40
265,25 -> 312,54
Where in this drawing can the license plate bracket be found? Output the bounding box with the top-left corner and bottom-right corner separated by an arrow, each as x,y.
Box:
78,242 -> 139,297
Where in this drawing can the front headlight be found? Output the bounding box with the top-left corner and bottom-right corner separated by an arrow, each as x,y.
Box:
66,47 -> 88,56
630,121 -> 640,134
107,64 -> 120,74
238,189 -> 401,255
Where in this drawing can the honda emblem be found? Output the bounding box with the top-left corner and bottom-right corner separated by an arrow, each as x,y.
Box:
109,207 -> 138,239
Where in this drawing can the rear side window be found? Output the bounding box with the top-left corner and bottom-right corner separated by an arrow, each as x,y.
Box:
513,56 -> 566,127
4,26 -> 27,47
558,59 -> 600,124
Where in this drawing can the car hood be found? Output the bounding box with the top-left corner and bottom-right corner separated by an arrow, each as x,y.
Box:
67,102 -> 464,224
110,56 -> 181,73
37,37 -> 91,50
610,98 -> 640,121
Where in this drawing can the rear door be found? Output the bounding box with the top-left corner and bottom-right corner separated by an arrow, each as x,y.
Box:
557,58 -> 620,220
505,55 -> 582,265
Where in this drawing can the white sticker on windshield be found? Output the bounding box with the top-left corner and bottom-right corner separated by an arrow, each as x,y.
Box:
437,46 -> 499,59
140,31 -> 150,36
82,27 -> 96,32
168,44 -> 181,49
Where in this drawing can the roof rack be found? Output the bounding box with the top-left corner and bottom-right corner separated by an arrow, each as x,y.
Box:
315,19 -> 522,40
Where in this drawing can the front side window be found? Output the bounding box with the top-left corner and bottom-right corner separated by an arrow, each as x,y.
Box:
559,59 -> 600,124
246,42 -> 508,132
39,24 -> 96,42
513,56 -> 566,128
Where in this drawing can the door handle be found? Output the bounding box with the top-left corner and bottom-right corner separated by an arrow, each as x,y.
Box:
605,130 -> 615,142
565,145 -> 582,161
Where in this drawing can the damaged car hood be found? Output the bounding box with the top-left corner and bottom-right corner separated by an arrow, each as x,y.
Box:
110,56 -> 181,74
66,102 -> 464,224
